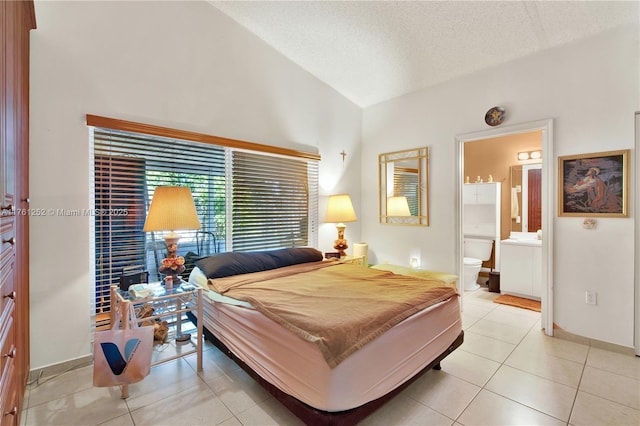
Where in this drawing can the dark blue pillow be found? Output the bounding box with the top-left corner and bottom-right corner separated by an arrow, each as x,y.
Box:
267,247 -> 324,267
196,248 -> 323,279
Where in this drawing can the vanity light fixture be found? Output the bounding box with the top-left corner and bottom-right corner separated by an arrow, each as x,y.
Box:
517,150 -> 541,161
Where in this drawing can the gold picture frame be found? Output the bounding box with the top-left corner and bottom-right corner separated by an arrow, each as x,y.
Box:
558,149 -> 630,217
378,147 -> 429,226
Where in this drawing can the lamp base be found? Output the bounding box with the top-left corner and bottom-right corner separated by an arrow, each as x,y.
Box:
334,223 -> 349,257
157,233 -> 186,285
334,239 -> 348,258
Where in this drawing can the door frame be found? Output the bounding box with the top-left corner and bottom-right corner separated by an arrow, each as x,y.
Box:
635,111 -> 639,356
456,119 -> 554,335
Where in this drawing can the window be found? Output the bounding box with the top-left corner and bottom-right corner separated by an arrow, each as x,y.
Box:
90,117 -> 319,318
232,151 -> 318,251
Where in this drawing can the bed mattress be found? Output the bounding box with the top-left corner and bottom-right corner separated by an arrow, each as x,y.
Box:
191,267 -> 462,412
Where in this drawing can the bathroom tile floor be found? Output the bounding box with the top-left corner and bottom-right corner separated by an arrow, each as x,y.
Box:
22,287 -> 640,425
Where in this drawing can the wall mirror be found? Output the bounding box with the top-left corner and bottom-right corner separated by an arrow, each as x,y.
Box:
510,163 -> 542,233
379,147 -> 428,226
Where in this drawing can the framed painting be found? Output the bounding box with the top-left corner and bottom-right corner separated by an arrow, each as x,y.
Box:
558,149 -> 630,217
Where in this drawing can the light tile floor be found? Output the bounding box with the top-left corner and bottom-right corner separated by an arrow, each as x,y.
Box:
22,288 -> 640,425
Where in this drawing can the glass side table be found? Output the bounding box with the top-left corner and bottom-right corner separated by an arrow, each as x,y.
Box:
109,283 -> 203,398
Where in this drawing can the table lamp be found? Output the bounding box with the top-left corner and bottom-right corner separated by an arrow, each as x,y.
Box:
324,194 -> 357,257
143,186 -> 201,286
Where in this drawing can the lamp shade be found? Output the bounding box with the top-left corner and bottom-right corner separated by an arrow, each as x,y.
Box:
324,194 -> 357,223
387,196 -> 411,216
143,186 -> 201,232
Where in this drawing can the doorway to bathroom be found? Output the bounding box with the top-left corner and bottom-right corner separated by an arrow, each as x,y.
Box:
456,119 -> 554,336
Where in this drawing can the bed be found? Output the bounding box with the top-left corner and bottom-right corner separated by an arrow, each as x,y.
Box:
187,248 -> 463,425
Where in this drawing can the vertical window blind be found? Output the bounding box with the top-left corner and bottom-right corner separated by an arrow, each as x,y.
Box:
90,125 -> 319,319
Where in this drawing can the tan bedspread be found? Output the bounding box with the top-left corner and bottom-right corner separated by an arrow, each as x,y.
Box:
208,261 -> 458,368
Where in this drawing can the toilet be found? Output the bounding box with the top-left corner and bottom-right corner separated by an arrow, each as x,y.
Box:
463,238 -> 494,291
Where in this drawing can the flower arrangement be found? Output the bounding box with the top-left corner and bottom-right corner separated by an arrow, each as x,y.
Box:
157,242 -> 186,286
159,255 -> 185,278
160,255 -> 185,272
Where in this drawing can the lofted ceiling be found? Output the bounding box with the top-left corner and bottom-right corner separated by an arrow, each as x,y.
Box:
208,1 -> 638,107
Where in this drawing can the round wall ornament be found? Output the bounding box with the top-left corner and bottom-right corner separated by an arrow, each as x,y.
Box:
485,106 -> 505,126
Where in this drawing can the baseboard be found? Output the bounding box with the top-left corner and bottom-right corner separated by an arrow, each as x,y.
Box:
553,325 -> 636,356
28,355 -> 93,384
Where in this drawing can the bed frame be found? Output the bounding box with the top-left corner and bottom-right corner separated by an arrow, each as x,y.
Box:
188,311 -> 463,426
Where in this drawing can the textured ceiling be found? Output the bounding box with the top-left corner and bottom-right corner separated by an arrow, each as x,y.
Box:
209,1 -> 637,107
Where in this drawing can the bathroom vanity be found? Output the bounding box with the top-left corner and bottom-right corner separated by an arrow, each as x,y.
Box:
499,234 -> 541,300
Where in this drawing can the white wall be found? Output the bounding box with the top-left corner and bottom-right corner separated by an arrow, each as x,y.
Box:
362,24 -> 639,347
29,1 -> 361,369
30,0 -> 639,368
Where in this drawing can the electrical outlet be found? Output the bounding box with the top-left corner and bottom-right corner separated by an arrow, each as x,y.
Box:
585,291 -> 597,305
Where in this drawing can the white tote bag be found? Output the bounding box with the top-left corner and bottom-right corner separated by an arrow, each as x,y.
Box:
93,303 -> 153,387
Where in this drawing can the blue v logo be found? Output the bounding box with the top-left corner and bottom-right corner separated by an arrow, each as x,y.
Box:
100,339 -> 141,375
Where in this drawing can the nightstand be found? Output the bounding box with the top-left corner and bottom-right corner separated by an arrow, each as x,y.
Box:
369,264 -> 458,288
109,283 -> 203,398
341,255 -> 367,266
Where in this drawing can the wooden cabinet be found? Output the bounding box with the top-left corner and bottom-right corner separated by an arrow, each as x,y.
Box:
0,299 -> 17,425
0,2 -> 35,424
500,241 -> 542,300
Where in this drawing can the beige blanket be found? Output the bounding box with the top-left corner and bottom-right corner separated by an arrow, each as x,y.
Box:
208,261 -> 458,368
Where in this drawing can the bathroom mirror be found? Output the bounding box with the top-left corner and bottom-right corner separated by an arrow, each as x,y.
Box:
510,163 -> 542,232
379,147 -> 428,225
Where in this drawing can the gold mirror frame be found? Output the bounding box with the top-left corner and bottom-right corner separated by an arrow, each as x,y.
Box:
379,147 -> 429,226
